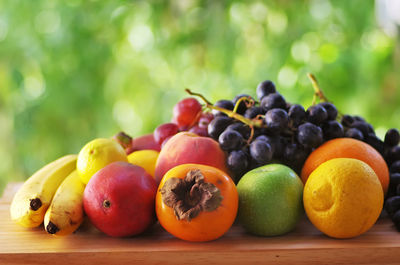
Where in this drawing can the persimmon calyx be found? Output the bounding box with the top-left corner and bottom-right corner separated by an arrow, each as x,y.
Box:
160,169 -> 223,221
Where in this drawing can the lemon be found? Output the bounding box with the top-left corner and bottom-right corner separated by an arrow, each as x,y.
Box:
77,138 -> 128,184
127,150 -> 159,178
303,158 -> 384,239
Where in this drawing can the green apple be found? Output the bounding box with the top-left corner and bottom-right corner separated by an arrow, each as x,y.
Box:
237,164 -> 304,236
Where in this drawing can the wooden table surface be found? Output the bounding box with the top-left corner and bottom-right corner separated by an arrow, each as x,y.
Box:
1,182 -> 399,265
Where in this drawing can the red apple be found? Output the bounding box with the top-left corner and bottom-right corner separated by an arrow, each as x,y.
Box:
83,162 -> 157,237
154,132 -> 228,184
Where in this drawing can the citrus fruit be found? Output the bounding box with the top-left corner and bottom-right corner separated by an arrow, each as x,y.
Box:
237,164 -> 304,236
127,150 -> 159,178
77,138 -> 128,184
303,158 -> 384,239
301,138 -> 389,194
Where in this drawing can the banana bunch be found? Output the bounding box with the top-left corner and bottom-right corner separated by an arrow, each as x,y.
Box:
10,154 -> 86,236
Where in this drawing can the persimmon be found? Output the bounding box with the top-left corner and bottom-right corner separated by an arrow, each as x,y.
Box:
156,163 -> 238,242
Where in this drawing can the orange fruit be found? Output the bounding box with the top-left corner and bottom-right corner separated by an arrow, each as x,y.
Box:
301,138 -> 389,194
303,158 -> 384,238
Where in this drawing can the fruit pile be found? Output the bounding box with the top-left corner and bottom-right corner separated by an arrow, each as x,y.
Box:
9,74 -> 400,241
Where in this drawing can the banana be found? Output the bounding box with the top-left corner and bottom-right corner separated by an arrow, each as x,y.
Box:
44,170 -> 85,236
10,154 -> 77,228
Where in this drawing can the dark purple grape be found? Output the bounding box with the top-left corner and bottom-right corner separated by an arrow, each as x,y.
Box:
390,173 -> 400,187
244,106 -> 265,119
264,108 -> 289,132
307,104 -> 328,125
397,185 -> 400,196
389,146 -> 400,163
226,123 -> 251,139
322,120 -> 344,140
390,161 -> 400,174
385,129 -> 400,147
212,100 -> 234,116
250,139 -> 273,165
392,210 -> 400,231
385,196 -> 400,218
252,127 -> 269,139
256,80 -> 276,100
367,123 -> 375,134
218,130 -> 244,151
341,115 -> 354,127
260,93 -> 286,111
366,133 -> 384,155
351,121 -> 369,137
345,128 -> 364,141
288,104 -> 306,127
207,116 -> 233,140
354,116 -> 366,122
233,94 -> 252,115
227,150 -> 249,181
297,122 -> 323,148
389,173 -> 400,196
320,102 -> 338,120
283,143 -> 309,170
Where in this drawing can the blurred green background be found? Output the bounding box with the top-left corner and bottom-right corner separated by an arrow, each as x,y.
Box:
0,0 -> 399,195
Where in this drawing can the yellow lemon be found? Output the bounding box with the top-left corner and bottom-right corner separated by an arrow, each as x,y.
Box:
303,158 -> 384,239
127,150 -> 159,178
77,138 -> 128,184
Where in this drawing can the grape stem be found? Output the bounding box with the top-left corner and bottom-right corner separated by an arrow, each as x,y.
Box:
307,73 -> 330,104
185,88 -> 263,144
307,73 -> 343,119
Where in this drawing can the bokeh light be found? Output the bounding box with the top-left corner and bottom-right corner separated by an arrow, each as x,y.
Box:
0,0 -> 399,194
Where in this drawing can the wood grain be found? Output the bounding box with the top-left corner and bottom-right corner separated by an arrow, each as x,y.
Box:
1,182 -> 399,265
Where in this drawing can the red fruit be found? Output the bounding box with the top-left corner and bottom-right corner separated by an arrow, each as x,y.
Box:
189,125 -> 208,137
126,134 -> 161,154
172,98 -> 202,129
198,112 -> 214,128
154,132 -> 228,184
83,162 -> 157,237
154,123 -> 180,145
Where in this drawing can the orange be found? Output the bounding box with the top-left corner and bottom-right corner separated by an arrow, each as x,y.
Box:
303,158 -> 384,239
301,138 -> 389,194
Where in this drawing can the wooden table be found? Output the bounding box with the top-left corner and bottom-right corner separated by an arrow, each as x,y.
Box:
1,182 -> 399,265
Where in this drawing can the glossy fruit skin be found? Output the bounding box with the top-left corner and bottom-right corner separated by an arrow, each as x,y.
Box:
301,138 -> 389,194
237,164 -> 304,236
154,123 -> 180,146
156,164 -> 238,242
172,97 -> 202,129
154,132 -> 228,184
83,162 -> 157,237
126,134 -> 161,154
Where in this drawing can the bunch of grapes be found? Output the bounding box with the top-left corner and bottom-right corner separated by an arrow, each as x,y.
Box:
205,80 -> 345,180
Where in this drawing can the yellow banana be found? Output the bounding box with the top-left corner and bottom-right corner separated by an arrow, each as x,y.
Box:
10,154 -> 77,228
44,170 -> 85,236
